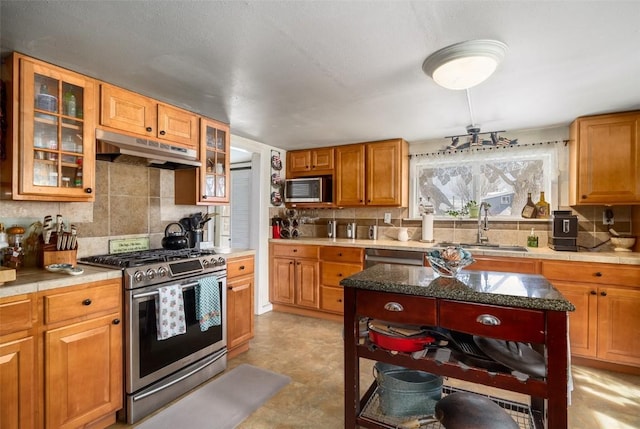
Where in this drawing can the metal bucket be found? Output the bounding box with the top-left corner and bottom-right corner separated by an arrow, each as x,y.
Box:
374,362 -> 443,417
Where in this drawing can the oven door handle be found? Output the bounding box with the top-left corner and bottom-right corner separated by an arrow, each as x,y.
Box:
131,348 -> 227,402
131,281 -> 200,299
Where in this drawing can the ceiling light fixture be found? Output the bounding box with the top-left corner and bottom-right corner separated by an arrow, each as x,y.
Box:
422,40 -> 508,90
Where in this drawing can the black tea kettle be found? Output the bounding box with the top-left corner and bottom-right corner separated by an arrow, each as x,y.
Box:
162,222 -> 189,250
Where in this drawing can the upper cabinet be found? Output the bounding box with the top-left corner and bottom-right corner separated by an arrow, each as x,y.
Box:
335,139 -> 408,207
569,111 -> 640,205
175,117 -> 230,205
287,147 -> 334,177
1,53 -> 96,201
99,83 -> 198,148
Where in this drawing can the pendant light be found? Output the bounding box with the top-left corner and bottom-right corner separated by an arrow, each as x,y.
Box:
422,40 -> 507,90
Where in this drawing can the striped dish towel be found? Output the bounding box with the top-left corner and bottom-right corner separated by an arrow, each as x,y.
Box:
156,285 -> 186,340
196,276 -> 221,331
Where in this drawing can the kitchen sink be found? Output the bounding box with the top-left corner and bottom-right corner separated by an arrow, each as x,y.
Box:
434,242 -> 528,252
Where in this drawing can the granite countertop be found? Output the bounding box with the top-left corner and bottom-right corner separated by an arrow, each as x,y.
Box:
271,237 -> 640,265
340,263 -> 576,312
0,249 -> 256,299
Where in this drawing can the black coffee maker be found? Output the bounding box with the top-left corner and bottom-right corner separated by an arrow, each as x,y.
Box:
548,210 -> 578,251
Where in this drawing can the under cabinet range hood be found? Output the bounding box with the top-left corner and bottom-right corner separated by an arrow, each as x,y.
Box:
95,129 -> 201,169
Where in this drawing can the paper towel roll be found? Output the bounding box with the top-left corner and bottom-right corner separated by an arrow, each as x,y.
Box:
422,213 -> 434,242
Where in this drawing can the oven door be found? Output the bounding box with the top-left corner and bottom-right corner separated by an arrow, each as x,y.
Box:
125,273 -> 227,393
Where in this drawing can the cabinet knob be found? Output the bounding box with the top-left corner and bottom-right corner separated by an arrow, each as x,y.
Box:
581,195 -> 588,199
146,127 -> 153,132
337,299 -> 342,303
82,299 -> 92,306
296,262 -> 300,265
590,290 -> 597,295
338,273 -> 343,277
312,165 -> 316,168
293,249 -> 298,252
476,314 -> 501,326
383,302 -> 404,312
600,291 -> 608,297
595,272 -> 603,277
112,318 -> 120,325
338,252 -> 342,256
239,265 -> 245,270
85,188 -> 93,194
289,261 -> 293,265
159,130 -> 166,136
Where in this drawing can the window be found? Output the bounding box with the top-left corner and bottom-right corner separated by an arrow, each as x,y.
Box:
410,144 -> 560,218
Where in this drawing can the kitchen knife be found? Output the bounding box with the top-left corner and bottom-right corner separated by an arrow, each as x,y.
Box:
70,225 -> 77,250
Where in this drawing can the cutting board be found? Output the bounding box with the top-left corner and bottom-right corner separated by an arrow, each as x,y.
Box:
0,266 -> 17,285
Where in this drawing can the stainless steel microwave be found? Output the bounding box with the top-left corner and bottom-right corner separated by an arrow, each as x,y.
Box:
284,177 -> 332,203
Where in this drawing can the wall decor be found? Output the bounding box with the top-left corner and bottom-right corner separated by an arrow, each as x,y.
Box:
270,150 -> 283,206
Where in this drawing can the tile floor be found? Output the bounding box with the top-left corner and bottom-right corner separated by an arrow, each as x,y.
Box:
113,311 -> 640,429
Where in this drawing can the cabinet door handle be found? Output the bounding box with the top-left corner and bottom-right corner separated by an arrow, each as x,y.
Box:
476,314 -> 501,326
590,290 -> 597,295
112,319 -> 120,325
600,291 -> 607,297
159,130 -> 166,136
595,272 -> 603,277
384,302 -> 404,312
82,299 -> 92,306
146,127 -> 153,132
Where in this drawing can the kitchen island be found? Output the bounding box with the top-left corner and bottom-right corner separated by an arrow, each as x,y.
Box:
341,264 -> 575,429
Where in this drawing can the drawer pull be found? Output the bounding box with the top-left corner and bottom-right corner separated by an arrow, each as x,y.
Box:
601,291 -> 608,297
82,299 -> 92,306
239,265 -> 245,270
384,302 -> 404,312
590,290 -> 597,295
595,272 -> 603,277
476,314 -> 501,326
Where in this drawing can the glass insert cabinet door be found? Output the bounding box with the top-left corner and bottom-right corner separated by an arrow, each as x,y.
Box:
201,118 -> 230,202
20,59 -> 95,199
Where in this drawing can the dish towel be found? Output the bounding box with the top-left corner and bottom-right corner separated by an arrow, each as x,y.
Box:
156,285 -> 187,340
196,276 -> 221,332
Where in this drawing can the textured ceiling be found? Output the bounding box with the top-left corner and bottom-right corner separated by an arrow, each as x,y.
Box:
2,1 -> 640,150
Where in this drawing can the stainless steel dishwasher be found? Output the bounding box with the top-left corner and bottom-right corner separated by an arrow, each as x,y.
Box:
364,248 -> 426,268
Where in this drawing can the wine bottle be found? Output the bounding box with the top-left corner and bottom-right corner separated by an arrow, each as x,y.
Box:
535,191 -> 550,218
521,192 -> 537,218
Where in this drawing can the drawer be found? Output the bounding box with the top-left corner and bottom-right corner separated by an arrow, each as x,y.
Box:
272,244 -> 318,259
467,256 -> 539,274
541,260 -> 639,287
439,300 -> 545,343
356,290 -> 437,325
44,281 -> 121,325
0,294 -> 34,336
321,262 -> 363,287
319,246 -> 364,263
320,286 -> 344,314
228,256 -> 255,278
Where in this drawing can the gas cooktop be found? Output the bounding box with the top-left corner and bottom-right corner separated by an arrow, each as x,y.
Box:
79,248 -> 218,268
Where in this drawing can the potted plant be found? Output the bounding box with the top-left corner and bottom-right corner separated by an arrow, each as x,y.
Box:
465,201 -> 479,218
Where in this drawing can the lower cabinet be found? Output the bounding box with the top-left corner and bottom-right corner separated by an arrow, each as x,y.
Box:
319,246 -> 364,314
226,255 -> 255,358
542,261 -> 640,368
0,294 -> 36,429
270,243 -> 320,310
41,278 -> 123,429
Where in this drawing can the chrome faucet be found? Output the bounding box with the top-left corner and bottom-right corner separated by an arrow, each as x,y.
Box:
477,202 -> 490,244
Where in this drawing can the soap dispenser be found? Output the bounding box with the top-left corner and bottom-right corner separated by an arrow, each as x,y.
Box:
527,228 -> 539,248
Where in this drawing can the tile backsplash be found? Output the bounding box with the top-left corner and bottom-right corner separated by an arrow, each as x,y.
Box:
270,205 -> 634,251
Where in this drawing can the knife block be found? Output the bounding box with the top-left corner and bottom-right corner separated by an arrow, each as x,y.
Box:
38,236 -> 78,267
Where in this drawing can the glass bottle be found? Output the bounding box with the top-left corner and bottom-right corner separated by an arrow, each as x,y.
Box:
521,193 -> 537,218
535,191 -> 550,219
64,91 -> 76,117
527,228 -> 539,247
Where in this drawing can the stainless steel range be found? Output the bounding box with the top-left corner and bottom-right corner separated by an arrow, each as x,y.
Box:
80,248 -> 228,424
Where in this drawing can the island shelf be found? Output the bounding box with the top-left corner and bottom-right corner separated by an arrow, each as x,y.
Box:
342,264 -> 574,429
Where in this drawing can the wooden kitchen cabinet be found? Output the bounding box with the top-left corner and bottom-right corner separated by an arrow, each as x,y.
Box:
464,255 -> 540,274
100,83 -> 198,148
335,139 -> 408,207
226,255 -> 255,358
286,147 -> 334,177
40,278 -> 123,429
319,246 -> 363,315
270,243 -> 320,314
1,53 -> 96,201
569,110 -> 640,205
542,260 -> 640,368
0,294 -> 36,429
175,117 -> 230,204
